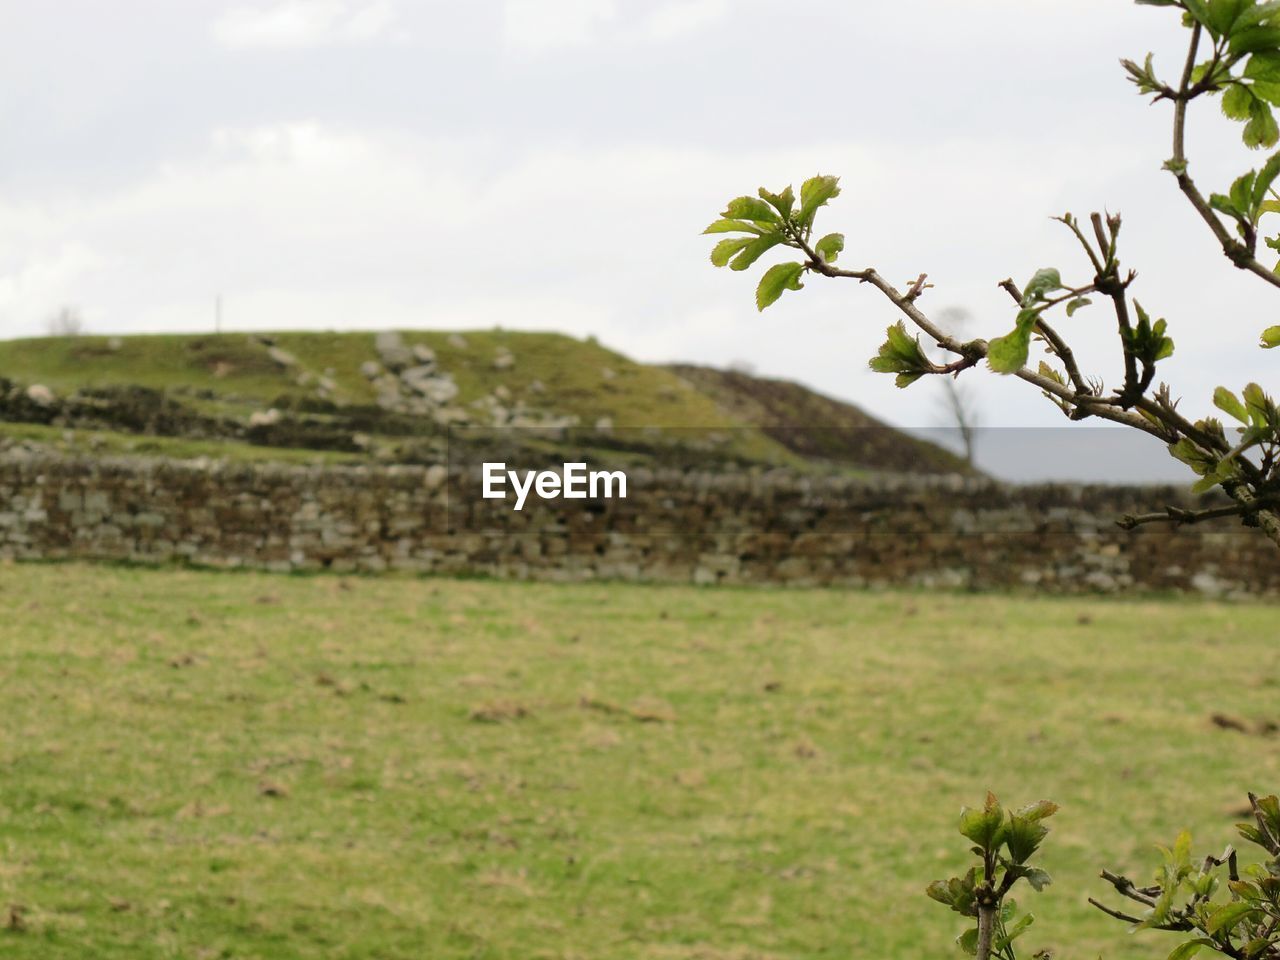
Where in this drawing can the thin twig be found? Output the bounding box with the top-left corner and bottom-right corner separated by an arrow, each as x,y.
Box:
1087,897 -> 1144,925
1100,870 -> 1160,907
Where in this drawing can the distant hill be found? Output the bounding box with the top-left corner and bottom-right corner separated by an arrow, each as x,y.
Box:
668,364 -> 973,476
0,330 -> 972,476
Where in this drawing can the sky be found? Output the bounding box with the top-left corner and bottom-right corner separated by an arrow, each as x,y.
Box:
0,0 -> 1274,476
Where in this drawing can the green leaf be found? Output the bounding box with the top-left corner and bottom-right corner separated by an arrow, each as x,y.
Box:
710,237 -> 753,268
1229,878 -> 1263,902
703,219 -> 766,236
1015,800 -> 1059,821
1190,58 -> 1223,88
1065,296 -> 1093,316
1023,867 -> 1053,892
1246,50 -> 1280,84
959,794 -> 1005,851
1245,98 -> 1279,149
1261,324 -> 1280,347
1038,360 -> 1067,387
797,175 -> 841,226
1231,169 -> 1257,214
1230,25 -> 1280,56
1255,795 -> 1280,839
1127,302 -> 1175,363
994,913 -> 1034,951
1223,83 -> 1256,120
1169,438 -> 1217,476
1237,822 -> 1268,847
1123,53 -> 1164,95
887,321 -> 921,357
925,880 -> 952,907
729,234 -> 784,271
1215,386 -> 1250,422
1021,267 -> 1063,306
1208,0 -> 1248,36
1252,153 -> 1280,209
755,262 -> 805,311
1211,191 -> 1245,219
758,185 -> 794,218
1235,1 -> 1280,32
814,232 -> 844,263
1243,381 -> 1272,422
721,196 -> 779,223
1006,814 -> 1050,863
869,320 -> 932,387
1182,0 -> 1214,31
988,326 -> 1033,374
1207,900 -> 1257,936
1173,830 -> 1193,868
1255,79 -> 1280,105
926,868 -> 980,916
1166,940 -> 1215,960
957,927 -> 979,956
1191,473 -> 1224,493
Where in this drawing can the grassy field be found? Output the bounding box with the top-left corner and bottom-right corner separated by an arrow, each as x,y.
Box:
1,564 -> 1278,959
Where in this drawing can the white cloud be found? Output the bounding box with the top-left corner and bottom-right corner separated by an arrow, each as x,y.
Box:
643,0 -> 728,41
501,0 -> 727,52
212,0 -> 397,49
0,242 -> 103,335
502,0 -> 617,53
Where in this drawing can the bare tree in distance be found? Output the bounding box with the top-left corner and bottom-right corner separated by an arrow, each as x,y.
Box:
934,307 -> 982,468
45,306 -> 84,338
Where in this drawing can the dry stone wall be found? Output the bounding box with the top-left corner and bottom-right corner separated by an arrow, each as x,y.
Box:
0,452 -> 1276,597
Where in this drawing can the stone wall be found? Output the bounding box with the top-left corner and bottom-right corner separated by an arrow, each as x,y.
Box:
0,452 -> 1276,597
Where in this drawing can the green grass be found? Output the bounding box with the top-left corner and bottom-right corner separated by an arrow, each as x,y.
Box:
1,565 -> 1276,959
0,421 -> 365,465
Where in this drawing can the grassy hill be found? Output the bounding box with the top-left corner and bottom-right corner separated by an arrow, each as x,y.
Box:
0,331 -> 972,475
670,364 -> 971,476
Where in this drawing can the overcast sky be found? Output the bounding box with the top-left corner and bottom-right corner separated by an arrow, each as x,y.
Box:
0,0 -> 1273,460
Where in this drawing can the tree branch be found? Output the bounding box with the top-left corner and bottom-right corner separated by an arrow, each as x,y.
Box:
1116,500 -> 1278,531
1087,897 -> 1144,926
803,258 -> 1168,439
998,277 -> 1092,396
976,901 -> 996,960
1100,870 -> 1160,907
1227,484 -> 1280,549
1170,23 -> 1280,291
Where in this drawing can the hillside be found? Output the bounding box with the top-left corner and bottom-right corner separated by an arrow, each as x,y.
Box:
669,364 -> 971,475
0,331 -> 972,475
